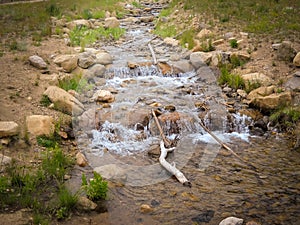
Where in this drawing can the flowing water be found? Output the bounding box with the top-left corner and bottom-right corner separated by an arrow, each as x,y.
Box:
73,3 -> 300,224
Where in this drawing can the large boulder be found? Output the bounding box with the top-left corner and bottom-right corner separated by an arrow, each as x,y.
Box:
26,115 -> 55,137
43,86 -> 84,115
250,91 -> 292,111
104,17 -> 120,28
29,55 -> 47,69
53,54 -> 78,73
293,52 -> 300,67
0,121 -> 19,137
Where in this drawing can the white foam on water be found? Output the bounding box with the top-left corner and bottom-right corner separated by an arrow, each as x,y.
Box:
90,121 -> 158,156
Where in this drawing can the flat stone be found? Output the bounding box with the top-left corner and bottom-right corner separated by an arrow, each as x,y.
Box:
0,121 -> 19,137
26,115 -> 55,137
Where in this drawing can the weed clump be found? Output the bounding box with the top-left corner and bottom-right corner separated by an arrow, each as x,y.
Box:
81,172 -> 108,201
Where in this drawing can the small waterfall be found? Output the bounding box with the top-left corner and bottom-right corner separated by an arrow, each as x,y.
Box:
106,65 -> 162,79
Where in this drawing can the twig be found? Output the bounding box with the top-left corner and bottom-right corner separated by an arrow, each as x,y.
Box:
199,119 -> 246,163
151,109 -> 172,147
148,43 -> 157,65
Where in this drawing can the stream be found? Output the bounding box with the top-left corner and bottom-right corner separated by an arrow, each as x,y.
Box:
72,2 -> 300,224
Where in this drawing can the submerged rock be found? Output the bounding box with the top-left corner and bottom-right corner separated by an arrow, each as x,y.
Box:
192,210 -> 215,223
219,216 -> 243,225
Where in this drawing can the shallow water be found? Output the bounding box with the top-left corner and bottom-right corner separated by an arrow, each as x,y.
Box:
74,4 -> 300,224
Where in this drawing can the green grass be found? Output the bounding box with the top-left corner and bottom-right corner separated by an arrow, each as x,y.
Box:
270,106 -> 300,131
81,172 -> 108,201
0,145 -> 74,218
218,66 -> 245,90
69,26 -> 125,47
159,0 -> 300,40
58,73 -> 94,93
0,0 -> 125,39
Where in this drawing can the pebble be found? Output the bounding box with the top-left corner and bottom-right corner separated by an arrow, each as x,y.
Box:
140,204 -> 153,213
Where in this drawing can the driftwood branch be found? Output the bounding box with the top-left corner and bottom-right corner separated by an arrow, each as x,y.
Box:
151,110 -> 190,186
148,43 -> 157,65
159,141 -> 190,186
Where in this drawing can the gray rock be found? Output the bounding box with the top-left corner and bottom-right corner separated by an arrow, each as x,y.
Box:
272,43 -> 281,50
78,51 -> 96,69
26,115 -> 55,137
190,52 -> 211,69
196,66 -> 217,84
85,64 -> 106,79
43,86 -> 84,115
293,52 -> 300,67
285,76 -> 300,92
29,55 -> 47,69
95,52 -> 113,65
219,216 -> 243,225
277,41 -> 297,62
0,121 -> 19,137
170,60 -> 194,73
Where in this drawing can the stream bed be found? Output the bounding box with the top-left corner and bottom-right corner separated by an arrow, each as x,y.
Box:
72,2 -> 300,224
